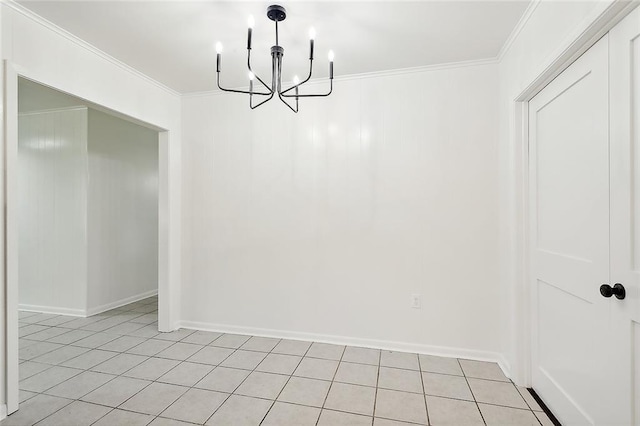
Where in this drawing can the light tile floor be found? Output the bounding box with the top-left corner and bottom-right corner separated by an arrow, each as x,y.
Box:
4,297 -> 556,425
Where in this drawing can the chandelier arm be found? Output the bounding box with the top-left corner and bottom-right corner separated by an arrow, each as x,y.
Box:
277,90 -> 299,113
280,59 -> 314,96
281,79 -> 332,98
217,72 -> 271,96
247,50 -> 272,93
250,91 -> 275,109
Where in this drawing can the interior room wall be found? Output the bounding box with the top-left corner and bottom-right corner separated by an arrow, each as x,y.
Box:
181,63 -> 503,360
497,0 -> 615,384
18,107 -> 88,315
87,108 -> 159,314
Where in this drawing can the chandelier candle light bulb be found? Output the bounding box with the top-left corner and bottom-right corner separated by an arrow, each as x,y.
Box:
247,15 -> 255,49
215,4 -> 334,112
329,50 -> 334,79
309,27 -> 316,60
215,42 -> 223,72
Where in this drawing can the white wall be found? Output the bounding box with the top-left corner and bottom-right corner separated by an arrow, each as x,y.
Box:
181,63 -> 503,359
87,109 -> 158,313
497,0 -> 616,383
18,107 -> 88,315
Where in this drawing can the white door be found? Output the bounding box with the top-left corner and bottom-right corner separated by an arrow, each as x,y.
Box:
610,7 -> 640,426
529,35 -> 628,424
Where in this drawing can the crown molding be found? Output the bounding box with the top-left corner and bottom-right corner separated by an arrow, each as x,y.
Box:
497,0 -> 541,62
182,57 -> 499,99
1,0 -> 181,98
319,57 -> 499,82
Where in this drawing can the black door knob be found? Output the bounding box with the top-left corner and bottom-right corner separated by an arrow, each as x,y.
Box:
600,283 -> 626,300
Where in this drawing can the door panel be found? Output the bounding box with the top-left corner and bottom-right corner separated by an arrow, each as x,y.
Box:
529,35 -> 617,425
610,7 -> 640,426
536,250 -> 600,304
536,280 -> 605,403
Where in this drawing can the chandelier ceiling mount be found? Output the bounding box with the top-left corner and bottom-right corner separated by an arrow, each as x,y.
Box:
266,5 -> 287,22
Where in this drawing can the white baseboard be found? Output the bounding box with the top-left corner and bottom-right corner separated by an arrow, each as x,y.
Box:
18,290 -> 157,318
18,304 -> 86,317
497,354 -> 512,380
178,320 -> 511,379
0,404 -> 7,421
86,289 -> 158,316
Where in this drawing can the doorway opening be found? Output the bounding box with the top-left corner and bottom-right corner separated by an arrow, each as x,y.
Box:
13,77 -> 164,413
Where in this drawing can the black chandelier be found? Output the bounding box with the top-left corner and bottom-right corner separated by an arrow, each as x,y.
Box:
215,4 -> 334,113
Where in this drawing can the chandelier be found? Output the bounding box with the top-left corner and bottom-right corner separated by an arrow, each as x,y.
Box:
215,4 -> 334,113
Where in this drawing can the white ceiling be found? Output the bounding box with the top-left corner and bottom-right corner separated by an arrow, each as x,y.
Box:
17,1 -> 530,93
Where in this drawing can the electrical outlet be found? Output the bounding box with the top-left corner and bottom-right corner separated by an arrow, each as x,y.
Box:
411,294 -> 421,309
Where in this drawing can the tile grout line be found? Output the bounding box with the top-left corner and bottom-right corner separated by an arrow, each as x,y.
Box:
314,344 -> 347,426
458,358 -> 487,426
417,355 -> 430,426
370,348 -> 382,426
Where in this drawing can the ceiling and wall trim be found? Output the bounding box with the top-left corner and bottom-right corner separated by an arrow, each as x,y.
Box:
1,0 -> 181,98
5,0 -> 530,99
182,56 -> 499,98
496,0 -> 541,61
